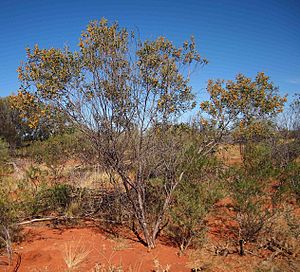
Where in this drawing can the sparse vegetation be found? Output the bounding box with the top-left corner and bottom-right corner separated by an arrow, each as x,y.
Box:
0,17 -> 299,272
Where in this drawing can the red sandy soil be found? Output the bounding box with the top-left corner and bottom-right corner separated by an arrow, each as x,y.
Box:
0,224 -> 190,272
2,198 -> 295,272
0,197 -> 268,272
0,223 -> 268,272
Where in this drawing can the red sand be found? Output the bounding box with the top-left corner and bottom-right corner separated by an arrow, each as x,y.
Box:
1,225 -> 189,272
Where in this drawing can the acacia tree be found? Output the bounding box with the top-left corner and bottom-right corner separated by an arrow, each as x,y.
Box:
199,72 -> 287,155
14,18 -> 207,248
200,73 -> 287,253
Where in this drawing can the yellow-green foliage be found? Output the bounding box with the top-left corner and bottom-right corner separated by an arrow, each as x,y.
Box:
12,18 -> 207,129
200,72 -> 287,141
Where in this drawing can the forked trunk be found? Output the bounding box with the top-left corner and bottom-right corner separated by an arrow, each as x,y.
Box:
144,230 -> 156,249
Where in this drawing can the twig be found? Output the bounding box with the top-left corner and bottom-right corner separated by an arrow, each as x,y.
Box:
17,216 -> 128,226
244,249 -> 262,258
17,216 -> 62,225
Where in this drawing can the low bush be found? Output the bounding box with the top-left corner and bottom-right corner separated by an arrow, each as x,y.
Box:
29,183 -> 73,216
242,142 -> 278,179
281,162 -> 300,204
25,133 -> 80,178
18,182 -> 74,218
168,180 -> 221,253
0,177 -> 20,262
227,166 -> 283,256
167,155 -> 223,253
231,171 -> 272,241
0,138 -> 11,175
0,138 -> 9,163
0,194 -> 15,246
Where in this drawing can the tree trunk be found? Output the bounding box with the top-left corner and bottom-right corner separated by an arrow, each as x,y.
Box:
136,187 -> 156,249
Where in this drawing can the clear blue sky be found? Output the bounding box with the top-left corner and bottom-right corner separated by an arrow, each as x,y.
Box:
0,0 -> 299,101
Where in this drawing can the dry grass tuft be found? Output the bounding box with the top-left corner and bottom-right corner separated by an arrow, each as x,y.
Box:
62,240 -> 90,271
152,258 -> 171,272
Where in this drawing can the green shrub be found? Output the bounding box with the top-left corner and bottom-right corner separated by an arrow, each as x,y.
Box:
25,133 -> 79,178
27,183 -> 73,216
168,179 -> 221,253
0,138 -> 10,175
0,194 -> 15,232
0,178 -> 19,254
0,138 -> 9,162
167,155 -> 223,253
228,141 -> 285,252
281,162 -> 300,204
228,167 -> 281,256
242,142 -> 278,179
21,164 -> 47,193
